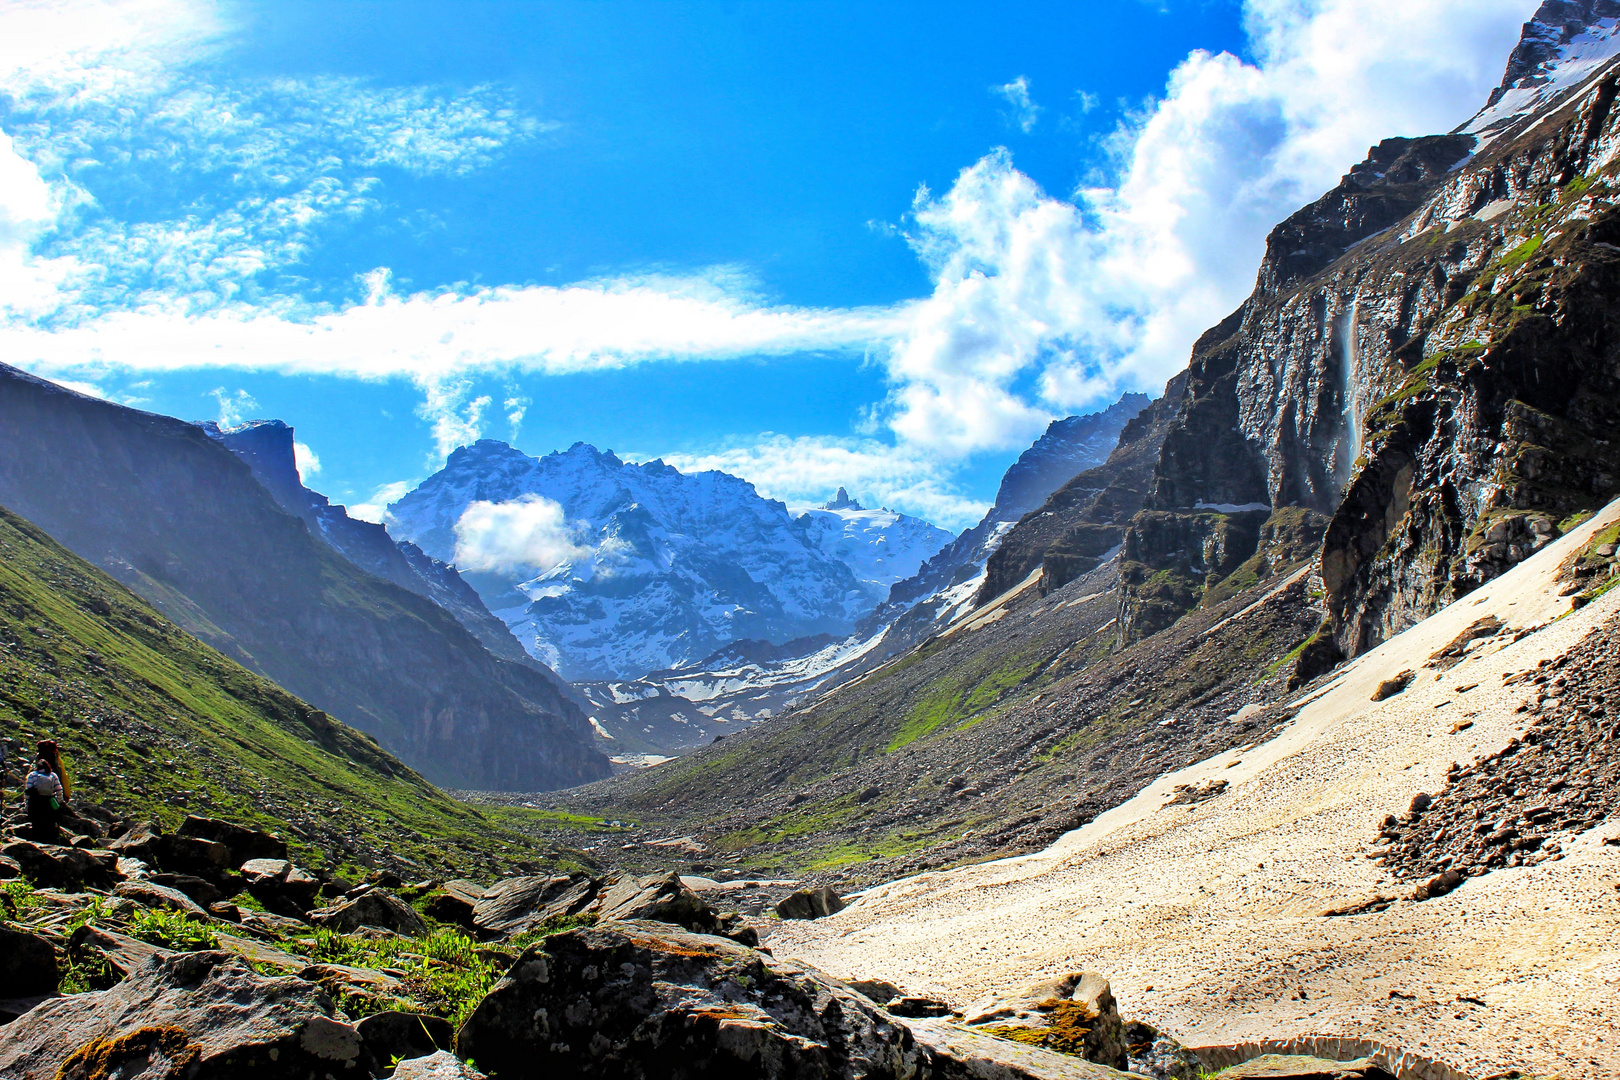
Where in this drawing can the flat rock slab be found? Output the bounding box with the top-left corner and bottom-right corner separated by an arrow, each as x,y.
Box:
114,879 -> 209,917
393,1049 -> 487,1079
309,888 -> 427,936
0,950 -> 377,1079
68,924 -> 173,978
214,932 -> 305,972
906,1019 -> 1140,1079
1213,1054 -> 1394,1079
473,873 -> 596,938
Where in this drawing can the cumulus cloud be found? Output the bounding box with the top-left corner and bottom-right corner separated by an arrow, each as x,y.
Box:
293,440 -> 320,479
992,76 -> 1041,133
453,494 -> 590,573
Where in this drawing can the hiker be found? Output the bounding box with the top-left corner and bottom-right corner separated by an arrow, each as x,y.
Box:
25,756 -> 65,841
36,738 -> 70,801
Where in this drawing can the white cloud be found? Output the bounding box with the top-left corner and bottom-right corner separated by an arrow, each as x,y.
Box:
292,439 -> 320,479
348,479 -> 411,524
992,75 -> 1041,133
0,0 -> 1536,519
453,494 -> 590,573
662,435 -> 990,531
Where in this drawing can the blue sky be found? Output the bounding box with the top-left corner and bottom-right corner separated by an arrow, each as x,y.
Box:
1,0 -> 1531,529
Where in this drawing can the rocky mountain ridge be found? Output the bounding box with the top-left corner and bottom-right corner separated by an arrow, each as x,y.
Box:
0,365 -> 608,791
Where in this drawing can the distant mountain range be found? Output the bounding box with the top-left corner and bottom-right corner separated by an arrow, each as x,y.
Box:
386,441 -> 947,682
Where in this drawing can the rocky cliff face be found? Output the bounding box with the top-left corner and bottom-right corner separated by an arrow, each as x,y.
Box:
0,365 -> 608,791
201,420 -> 566,682
1117,4 -> 1620,658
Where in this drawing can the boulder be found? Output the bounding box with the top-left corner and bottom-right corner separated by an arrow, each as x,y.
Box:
1212,1054 -> 1395,1079
423,879 -> 487,929
589,871 -> 724,934
114,879 -> 209,918
907,1017 -> 1140,1079
887,995 -> 955,1018
1123,1020 -> 1203,1080
149,871 -> 227,906
472,874 -> 597,939
68,924 -> 173,980
456,921 -> 929,1079
775,886 -> 847,920
356,1010 -> 454,1065
309,888 -> 429,936
178,815 -> 288,865
847,978 -> 904,1005
963,971 -> 1126,1071
1,840 -> 117,890
106,819 -> 163,862
0,853 -> 21,879
153,834 -> 232,877
393,1050 -> 487,1079
0,950 -> 377,1078
0,925 -> 59,996
241,858 -> 321,915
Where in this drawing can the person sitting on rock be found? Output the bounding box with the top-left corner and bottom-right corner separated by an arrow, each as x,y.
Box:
36,738 -> 70,801
24,757 -> 65,841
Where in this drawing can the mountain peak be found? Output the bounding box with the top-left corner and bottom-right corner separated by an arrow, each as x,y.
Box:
824,487 -> 863,511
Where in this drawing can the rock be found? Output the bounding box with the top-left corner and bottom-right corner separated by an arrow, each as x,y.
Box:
153,834 -> 232,877
214,931 -> 306,972
209,901 -> 243,921
299,962 -> 404,1006
472,874 -> 597,939
310,888 -> 429,936
1212,1053 -> 1394,1078
68,924 -> 173,979
0,950 -> 377,1078
177,815 -> 288,865
0,925 -> 59,996
0,995 -> 57,1025
589,871 -> 731,936
356,1011 -> 454,1066
847,978 -> 904,1004
393,1049 -> 488,1079
1370,671 -> 1414,701
887,995 -> 955,1018
113,879 -> 209,918
1123,1020 -> 1202,1080
1407,792 -> 1431,815
423,879 -> 487,929
456,921 -> 929,1079
1414,868 -> 1463,901
106,819 -> 162,862
241,858 -> 322,915
149,871 -> 227,906
775,885 -> 847,920
963,971 -> 1126,1071
0,853 -> 21,879
1,840 -> 117,890
240,909 -> 312,935
908,1017 -> 1139,1078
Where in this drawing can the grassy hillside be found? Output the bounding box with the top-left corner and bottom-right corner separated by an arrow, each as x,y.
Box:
0,504 -> 597,882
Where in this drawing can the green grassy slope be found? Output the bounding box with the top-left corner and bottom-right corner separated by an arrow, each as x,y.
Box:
0,504 -> 584,882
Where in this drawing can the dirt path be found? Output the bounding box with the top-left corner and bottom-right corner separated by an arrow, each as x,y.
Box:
769,503 -> 1620,1080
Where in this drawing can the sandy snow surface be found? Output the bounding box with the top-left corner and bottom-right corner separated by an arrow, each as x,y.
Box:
769,502 -> 1620,1079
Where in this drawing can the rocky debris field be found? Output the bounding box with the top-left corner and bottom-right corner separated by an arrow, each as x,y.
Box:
1380,609 -> 1620,888
0,804 -> 1350,1079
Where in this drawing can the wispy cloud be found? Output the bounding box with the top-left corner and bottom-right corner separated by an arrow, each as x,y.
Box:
992,75 -> 1041,133
349,479 -> 412,524
293,439 -> 320,479
453,494 -> 589,573
0,0 -> 1534,522
210,385 -> 256,427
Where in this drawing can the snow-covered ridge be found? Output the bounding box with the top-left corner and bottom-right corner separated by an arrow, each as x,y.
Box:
386,441 -> 947,682
1464,2 -> 1620,141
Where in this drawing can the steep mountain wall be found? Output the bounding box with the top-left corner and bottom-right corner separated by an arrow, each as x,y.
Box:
0,365 -> 608,791
1119,16 -> 1620,657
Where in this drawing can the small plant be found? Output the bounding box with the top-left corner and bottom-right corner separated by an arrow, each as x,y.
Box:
1,879 -> 39,920
125,907 -> 220,952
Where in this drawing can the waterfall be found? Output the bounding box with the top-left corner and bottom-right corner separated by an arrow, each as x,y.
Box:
1342,298 -> 1363,473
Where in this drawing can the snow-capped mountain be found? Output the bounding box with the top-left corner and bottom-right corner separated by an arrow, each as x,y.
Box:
386,441 -> 915,682
576,392 -> 1156,753
788,488 -> 953,604
1465,0 -> 1620,141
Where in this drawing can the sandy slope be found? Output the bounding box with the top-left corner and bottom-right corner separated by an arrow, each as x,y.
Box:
770,502 -> 1620,1079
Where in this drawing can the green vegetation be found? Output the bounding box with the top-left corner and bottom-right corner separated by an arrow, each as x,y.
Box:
125,907 -> 221,952
888,651 -> 1046,751
0,504 -> 555,879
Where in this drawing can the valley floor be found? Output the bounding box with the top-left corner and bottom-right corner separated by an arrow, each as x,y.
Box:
767,504 -> 1620,1080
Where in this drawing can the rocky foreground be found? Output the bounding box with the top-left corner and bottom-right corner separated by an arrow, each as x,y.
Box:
0,791 -> 1413,1079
